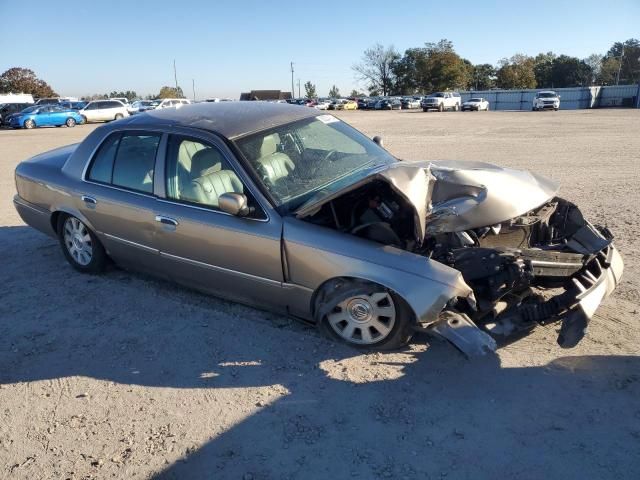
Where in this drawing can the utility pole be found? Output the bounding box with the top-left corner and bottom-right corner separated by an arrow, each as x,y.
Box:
173,59 -> 179,92
192,79 -> 196,101
616,45 -> 625,85
290,62 -> 295,99
297,78 -> 301,98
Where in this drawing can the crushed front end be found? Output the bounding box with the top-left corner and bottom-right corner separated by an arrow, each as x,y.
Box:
425,198 -> 623,353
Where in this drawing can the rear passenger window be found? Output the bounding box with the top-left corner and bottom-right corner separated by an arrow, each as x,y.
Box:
87,132 -> 161,194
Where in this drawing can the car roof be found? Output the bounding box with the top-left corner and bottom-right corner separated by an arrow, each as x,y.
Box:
118,101 -> 323,139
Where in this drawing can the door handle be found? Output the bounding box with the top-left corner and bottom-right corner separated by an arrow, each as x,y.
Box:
155,215 -> 178,227
81,195 -> 97,205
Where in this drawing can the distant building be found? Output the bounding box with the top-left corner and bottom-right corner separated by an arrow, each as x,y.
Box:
239,90 -> 292,101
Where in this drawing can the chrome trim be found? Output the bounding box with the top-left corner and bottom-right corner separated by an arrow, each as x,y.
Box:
102,233 -> 158,253
155,197 -> 270,223
530,259 -> 584,268
155,215 -> 178,226
159,251 -> 282,287
13,196 -> 48,215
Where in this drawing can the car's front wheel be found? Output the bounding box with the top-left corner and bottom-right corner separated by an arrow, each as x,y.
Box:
80,115 -> 87,124
57,214 -> 107,273
24,119 -> 35,129
454,103 -> 459,111
66,117 -> 76,127
315,279 -> 413,350
438,104 -> 444,112
114,113 -> 123,121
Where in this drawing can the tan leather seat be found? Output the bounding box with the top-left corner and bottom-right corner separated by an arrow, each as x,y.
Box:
258,152 -> 295,183
183,148 -> 243,207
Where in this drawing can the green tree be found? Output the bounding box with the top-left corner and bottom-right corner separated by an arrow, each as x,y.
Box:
349,89 -> 364,97
158,86 -> 185,98
0,67 -> 57,97
603,38 -> 640,84
353,43 -> 400,96
471,63 -> 497,90
496,54 -> 537,89
108,90 -> 138,102
550,55 -> 592,87
533,52 -> 556,87
328,85 -> 340,98
304,81 -> 317,99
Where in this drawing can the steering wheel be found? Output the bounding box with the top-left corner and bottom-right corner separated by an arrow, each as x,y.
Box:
321,149 -> 338,163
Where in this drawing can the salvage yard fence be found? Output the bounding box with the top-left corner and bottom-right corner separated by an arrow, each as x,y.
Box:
459,84 -> 640,110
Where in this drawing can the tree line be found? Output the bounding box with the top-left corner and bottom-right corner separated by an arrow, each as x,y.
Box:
348,38 -> 639,96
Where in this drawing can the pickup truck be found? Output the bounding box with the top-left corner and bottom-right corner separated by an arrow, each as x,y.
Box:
421,92 -> 461,112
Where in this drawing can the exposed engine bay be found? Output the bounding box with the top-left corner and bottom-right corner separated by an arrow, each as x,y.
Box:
302,176 -> 622,355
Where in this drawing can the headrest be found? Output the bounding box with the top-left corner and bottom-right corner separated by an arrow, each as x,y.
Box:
191,148 -> 223,177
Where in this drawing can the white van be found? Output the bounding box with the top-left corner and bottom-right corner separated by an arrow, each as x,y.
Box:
78,100 -> 130,123
0,93 -> 35,104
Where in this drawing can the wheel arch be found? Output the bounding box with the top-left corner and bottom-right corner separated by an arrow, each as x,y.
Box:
50,207 -> 97,235
310,275 -> 425,327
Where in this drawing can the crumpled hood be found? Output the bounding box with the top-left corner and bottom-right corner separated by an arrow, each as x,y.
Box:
296,160 -> 559,243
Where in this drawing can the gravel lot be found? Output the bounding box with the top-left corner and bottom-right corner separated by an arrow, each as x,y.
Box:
1,109 -> 639,480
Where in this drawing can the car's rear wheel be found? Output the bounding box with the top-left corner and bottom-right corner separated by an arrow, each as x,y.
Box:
66,117 -> 76,127
315,279 -> 413,350
57,214 -> 106,274
454,103 -> 459,111
24,119 -> 35,129
114,113 -> 123,121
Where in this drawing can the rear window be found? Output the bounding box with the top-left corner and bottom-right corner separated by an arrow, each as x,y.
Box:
87,132 -> 161,194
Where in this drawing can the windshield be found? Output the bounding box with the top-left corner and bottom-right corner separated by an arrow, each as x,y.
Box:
21,106 -> 38,113
469,98 -> 482,102
431,93 -> 445,98
538,92 -> 556,98
235,115 -> 396,212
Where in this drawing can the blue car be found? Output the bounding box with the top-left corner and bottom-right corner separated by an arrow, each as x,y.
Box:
9,105 -> 84,129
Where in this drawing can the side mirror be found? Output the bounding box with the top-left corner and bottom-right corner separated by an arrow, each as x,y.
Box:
372,135 -> 384,148
218,192 -> 250,217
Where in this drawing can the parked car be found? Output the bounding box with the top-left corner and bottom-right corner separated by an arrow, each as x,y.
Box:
533,91 -> 560,111
78,100 -> 130,123
342,100 -> 358,110
13,103 -> 623,354
401,97 -> 421,109
109,97 -> 130,106
0,93 -> 34,104
128,100 -> 157,115
314,100 -> 331,110
421,92 -> 461,112
8,104 -> 83,129
59,101 -> 88,111
34,98 -> 61,105
152,98 -> 192,110
356,98 -> 370,110
461,97 -> 490,111
375,98 -> 401,110
0,102 -> 33,125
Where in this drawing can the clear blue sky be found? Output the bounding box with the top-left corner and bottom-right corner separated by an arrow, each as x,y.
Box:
1,0 -> 638,99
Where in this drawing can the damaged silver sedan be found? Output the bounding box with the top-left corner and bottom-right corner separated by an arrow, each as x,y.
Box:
13,103 -> 623,356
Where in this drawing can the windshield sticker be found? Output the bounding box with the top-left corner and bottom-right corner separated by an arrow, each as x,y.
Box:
316,115 -> 340,124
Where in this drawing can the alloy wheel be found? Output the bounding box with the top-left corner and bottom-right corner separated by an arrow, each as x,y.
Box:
63,217 -> 93,266
326,291 -> 396,345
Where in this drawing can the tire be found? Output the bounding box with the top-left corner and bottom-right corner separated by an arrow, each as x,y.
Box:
438,103 -> 444,112
57,214 -> 107,274
66,117 -> 76,127
24,119 -> 35,129
314,279 -> 414,350
423,108 -> 428,112
554,108 -> 559,111
454,103 -> 459,111
80,115 -> 87,124
114,113 -> 123,121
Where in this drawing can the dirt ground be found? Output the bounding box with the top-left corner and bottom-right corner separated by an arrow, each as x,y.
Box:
1,109 -> 639,480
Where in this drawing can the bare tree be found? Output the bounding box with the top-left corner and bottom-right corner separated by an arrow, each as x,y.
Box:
584,54 -> 603,85
352,44 -> 400,96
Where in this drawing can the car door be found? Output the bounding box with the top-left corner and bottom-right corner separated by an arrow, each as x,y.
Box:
79,130 -> 165,275
152,130 -> 286,311
36,106 -> 52,126
83,102 -> 99,122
